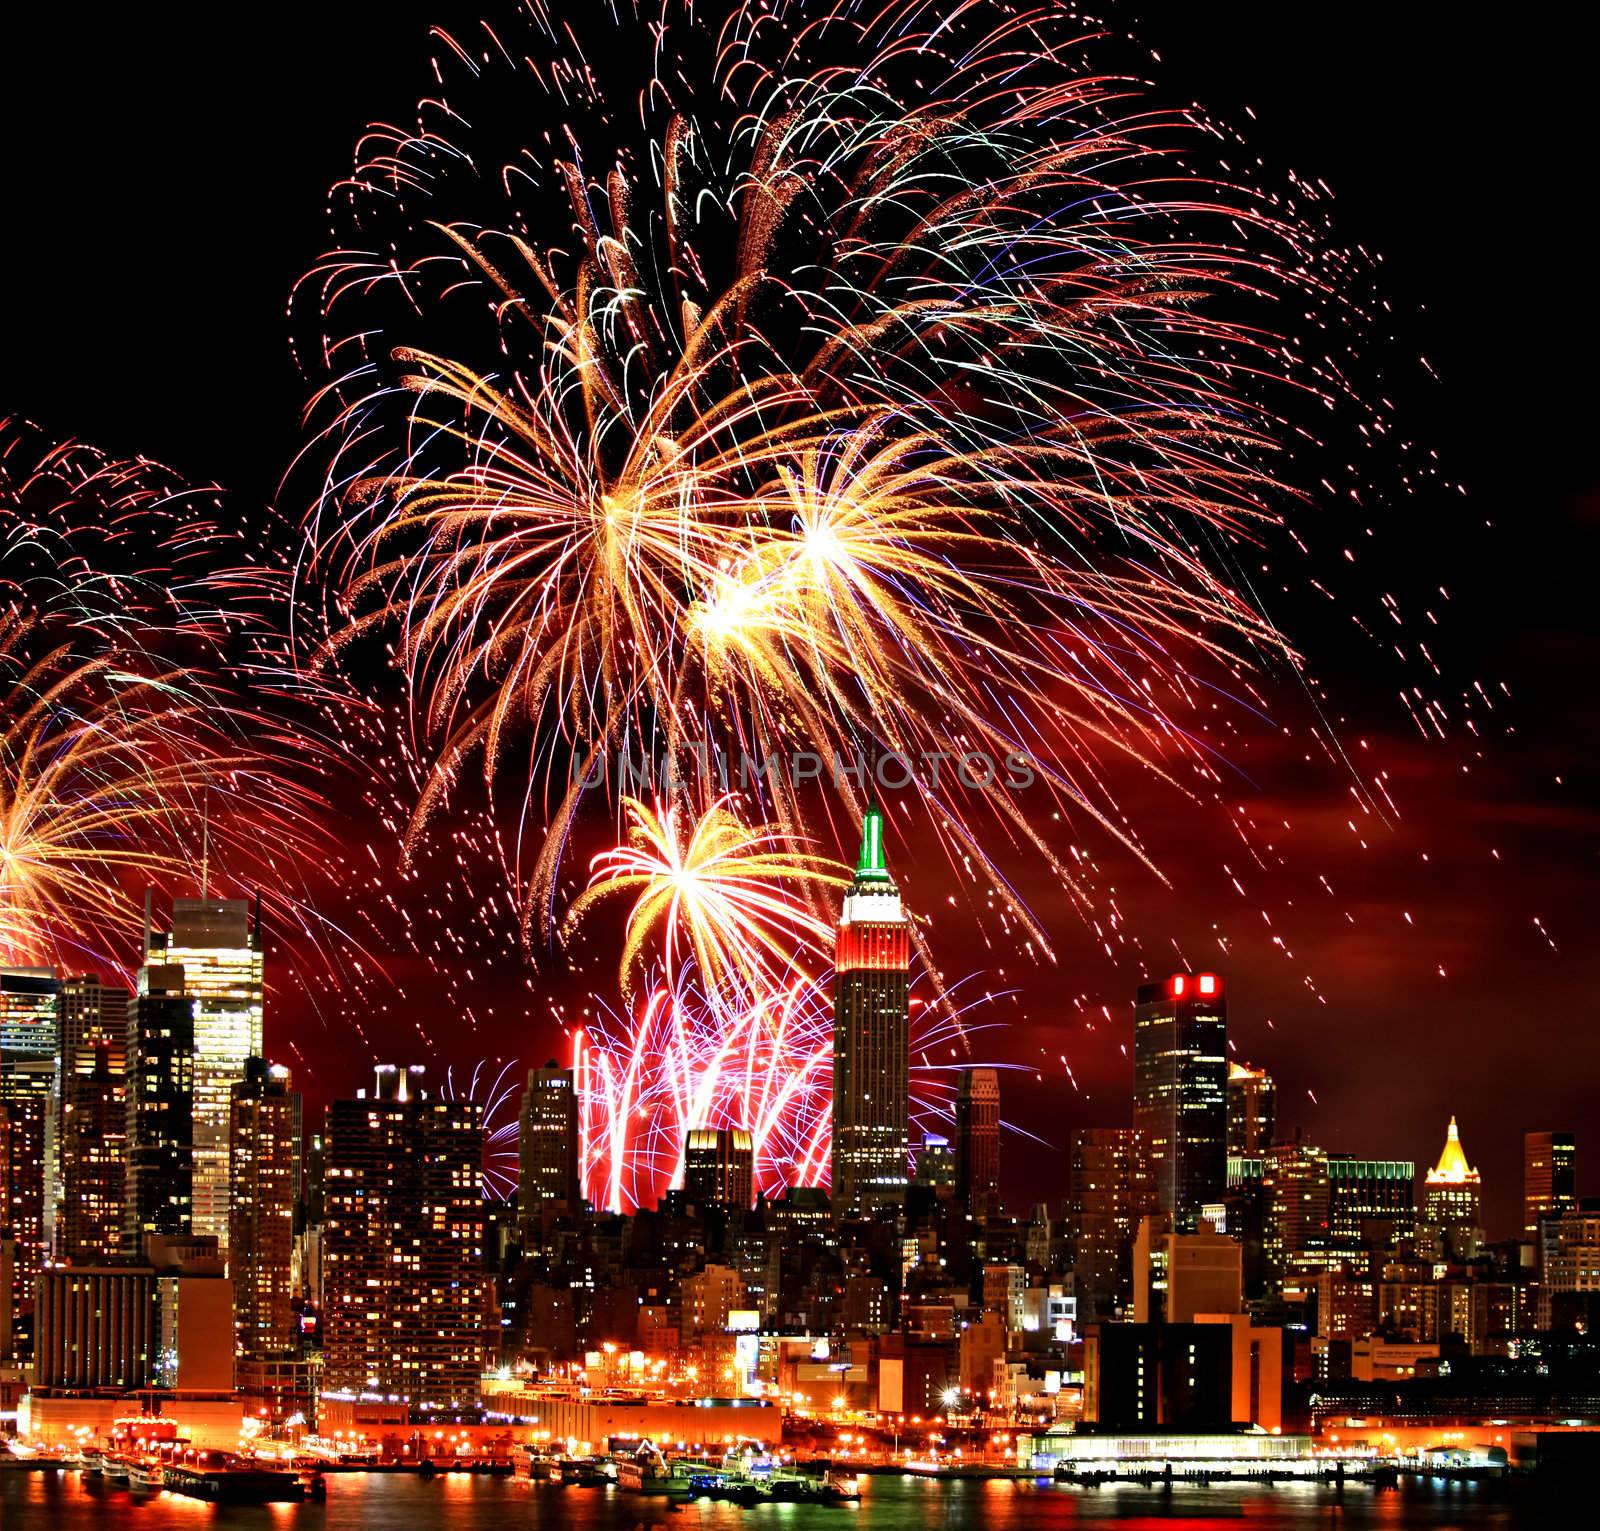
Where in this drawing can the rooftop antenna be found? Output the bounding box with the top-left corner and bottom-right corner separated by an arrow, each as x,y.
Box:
142,887 -> 153,960
200,780 -> 210,901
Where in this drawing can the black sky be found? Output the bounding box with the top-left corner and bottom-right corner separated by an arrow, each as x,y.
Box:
2,4 -> 1597,1234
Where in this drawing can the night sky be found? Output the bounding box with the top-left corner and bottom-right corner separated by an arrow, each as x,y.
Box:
3,4 -> 1596,1236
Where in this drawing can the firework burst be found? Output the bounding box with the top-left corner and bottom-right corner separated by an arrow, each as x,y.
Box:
563,795 -> 845,998
296,0 -> 1374,954
0,614 -> 324,973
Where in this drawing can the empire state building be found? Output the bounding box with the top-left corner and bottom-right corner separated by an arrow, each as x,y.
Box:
831,805 -> 910,1217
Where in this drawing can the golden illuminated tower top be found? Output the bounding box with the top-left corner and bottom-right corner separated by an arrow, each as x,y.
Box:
1426,1115 -> 1479,1186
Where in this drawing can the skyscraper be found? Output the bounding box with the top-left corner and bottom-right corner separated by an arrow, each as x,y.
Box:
230,1057 -> 300,1357
146,898 -> 263,1253
831,805 -> 910,1218
55,976 -> 131,1263
1226,1060 -> 1275,1155
322,1065 -> 484,1412
1133,973 -> 1228,1232
1422,1115 -> 1482,1262
684,1126 -> 755,1208
517,1060 -> 580,1239
123,965 -> 194,1257
1524,1131 -> 1577,1240
1067,1127 -> 1158,1321
1262,1140 -> 1331,1298
955,1067 -> 1002,1217
0,966 -> 60,1320
1326,1156 -> 1415,1263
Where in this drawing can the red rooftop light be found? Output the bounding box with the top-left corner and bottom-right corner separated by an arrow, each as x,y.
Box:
1168,972 -> 1222,1000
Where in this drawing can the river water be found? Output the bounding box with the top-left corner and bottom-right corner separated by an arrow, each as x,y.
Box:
0,1466 -> 1552,1529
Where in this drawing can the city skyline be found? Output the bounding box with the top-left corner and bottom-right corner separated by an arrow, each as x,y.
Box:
1,1 -> 1597,1510
1,8 -> 1595,1242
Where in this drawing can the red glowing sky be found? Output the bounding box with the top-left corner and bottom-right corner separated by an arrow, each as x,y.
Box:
2,5 -> 1596,1237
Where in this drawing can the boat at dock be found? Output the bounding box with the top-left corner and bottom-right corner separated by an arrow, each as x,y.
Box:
510,1446 -> 607,1486
680,1462 -> 861,1507
160,1461 -> 311,1503
611,1443 -> 678,1494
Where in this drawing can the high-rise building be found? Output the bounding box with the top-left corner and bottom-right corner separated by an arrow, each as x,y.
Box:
1133,972 -> 1228,1232
146,898 -> 263,1253
1,1123 -> 22,1361
955,1067 -> 1002,1218
55,976 -> 131,1263
55,975 -> 130,1076
1067,1127 -> 1157,1321
123,965 -> 194,1256
1327,1156 -> 1415,1264
321,1065 -> 484,1412
0,966 -> 59,1324
1538,1206 -> 1600,1331
1262,1140 -> 1331,1297
1524,1132 -> 1577,1240
913,1133 -> 956,1193
517,1060 -> 579,1238
1422,1115 -> 1482,1260
683,1126 -> 755,1208
1226,1060 -> 1275,1155
230,1057 -> 300,1358
831,805 -> 910,1218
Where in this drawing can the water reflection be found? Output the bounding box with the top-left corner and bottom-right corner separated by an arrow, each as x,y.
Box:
0,1467 -> 1536,1531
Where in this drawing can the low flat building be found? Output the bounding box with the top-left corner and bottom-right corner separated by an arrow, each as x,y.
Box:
1022,1425 -> 1317,1473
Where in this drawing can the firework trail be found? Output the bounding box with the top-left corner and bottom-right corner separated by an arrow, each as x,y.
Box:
294,0 -> 1381,955
442,1057 -> 523,1198
575,962 -> 1015,1214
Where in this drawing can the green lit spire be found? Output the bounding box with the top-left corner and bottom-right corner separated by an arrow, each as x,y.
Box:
856,802 -> 887,876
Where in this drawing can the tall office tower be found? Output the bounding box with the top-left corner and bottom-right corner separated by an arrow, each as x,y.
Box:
1133,972 -> 1228,1232
55,976 -> 132,1262
517,1060 -> 580,1238
230,1058 -> 299,1357
955,1067 -> 1002,1217
831,805 -> 910,1218
1262,1140 -> 1332,1297
1067,1127 -> 1158,1321
146,898 -> 263,1253
1422,1115 -> 1482,1260
1226,1061 -> 1276,1155
123,965 -> 195,1256
0,966 -> 60,1321
1524,1132 -> 1577,1240
1326,1156 -> 1415,1264
322,1065 -> 485,1411
683,1126 -> 755,1208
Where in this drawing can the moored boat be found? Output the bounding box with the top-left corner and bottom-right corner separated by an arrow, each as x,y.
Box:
161,1462 -> 308,1504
